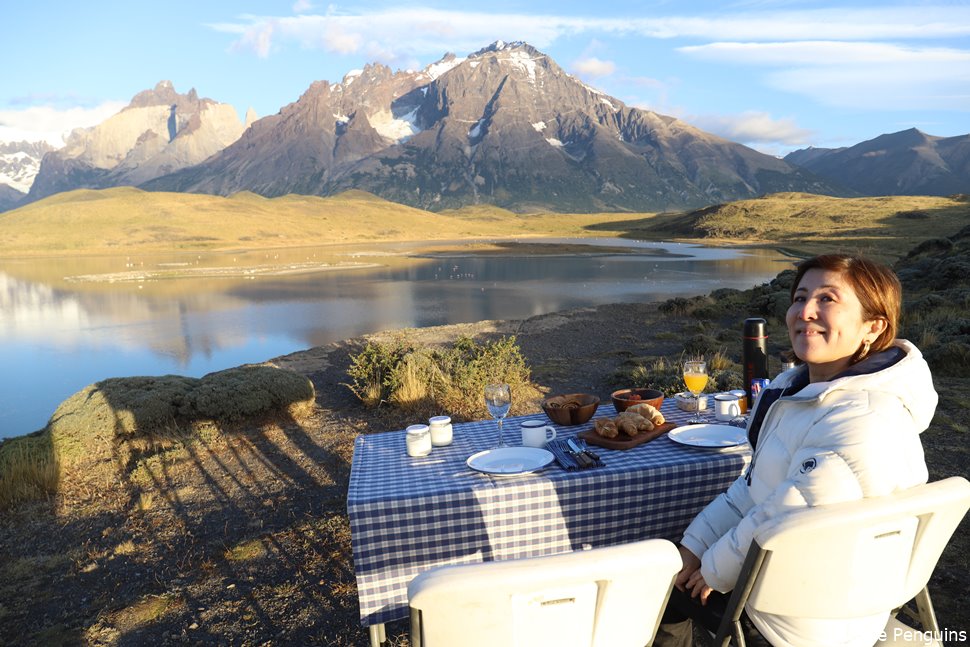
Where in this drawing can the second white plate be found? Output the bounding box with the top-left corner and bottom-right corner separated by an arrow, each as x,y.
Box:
668,423 -> 748,448
466,447 -> 554,475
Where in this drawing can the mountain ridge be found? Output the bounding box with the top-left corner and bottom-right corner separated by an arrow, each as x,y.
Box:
784,128 -> 970,196
142,41 -> 845,213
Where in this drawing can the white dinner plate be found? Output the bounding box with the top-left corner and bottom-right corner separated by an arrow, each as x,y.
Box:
668,424 -> 748,448
466,447 -> 554,475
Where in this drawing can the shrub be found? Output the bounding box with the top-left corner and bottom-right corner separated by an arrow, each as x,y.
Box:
345,335 -> 544,420
345,337 -> 416,406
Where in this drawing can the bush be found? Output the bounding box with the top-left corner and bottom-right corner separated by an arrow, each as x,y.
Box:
345,335 -> 544,420
345,337 -> 416,406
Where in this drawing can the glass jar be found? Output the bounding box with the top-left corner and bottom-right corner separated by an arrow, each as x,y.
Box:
405,424 -> 432,457
428,416 -> 453,446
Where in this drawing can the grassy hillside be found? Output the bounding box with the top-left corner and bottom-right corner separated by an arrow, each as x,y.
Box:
0,187 -> 643,256
589,192 -> 970,261
3,188 -> 968,263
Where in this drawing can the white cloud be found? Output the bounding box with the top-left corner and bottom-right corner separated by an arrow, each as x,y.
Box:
572,57 -> 616,78
0,102 -> 126,146
693,111 -> 813,146
679,41 -> 970,66
210,9 -> 571,61
209,5 -> 970,63
292,0 -> 314,14
681,41 -> 970,111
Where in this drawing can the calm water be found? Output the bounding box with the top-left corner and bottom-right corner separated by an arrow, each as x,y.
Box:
0,238 -> 792,439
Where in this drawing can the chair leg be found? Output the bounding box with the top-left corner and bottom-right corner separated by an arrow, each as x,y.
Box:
368,622 -> 386,647
914,587 -> 940,635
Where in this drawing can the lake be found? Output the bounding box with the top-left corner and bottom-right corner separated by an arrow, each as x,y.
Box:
0,238 -> 793,439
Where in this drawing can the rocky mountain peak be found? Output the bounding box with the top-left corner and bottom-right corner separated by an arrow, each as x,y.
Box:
25,82 -> 247,204
471,40 -> 539,57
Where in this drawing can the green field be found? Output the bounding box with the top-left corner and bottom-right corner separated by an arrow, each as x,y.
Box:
3,187 -> 968,262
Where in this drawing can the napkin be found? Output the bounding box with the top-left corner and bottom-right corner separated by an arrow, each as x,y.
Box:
548,439 -> 604,471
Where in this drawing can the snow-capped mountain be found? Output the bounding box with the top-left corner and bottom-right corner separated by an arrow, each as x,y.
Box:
0,140 -> 54,209
144,42 -> 842,212
25,81 -> 254,205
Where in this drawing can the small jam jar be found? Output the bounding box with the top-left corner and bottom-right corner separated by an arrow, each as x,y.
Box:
428,415 -> 453,446
729,389 -> 747,414
406,424 -> 432,457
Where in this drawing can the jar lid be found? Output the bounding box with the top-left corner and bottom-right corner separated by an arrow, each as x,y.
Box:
406,424 -> 430,435
429,416 -> 451,425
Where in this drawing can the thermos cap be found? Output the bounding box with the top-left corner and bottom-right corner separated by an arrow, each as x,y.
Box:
743,317 -> 767,339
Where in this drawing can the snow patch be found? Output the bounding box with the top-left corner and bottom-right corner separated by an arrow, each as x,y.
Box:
333,114 -> 350,124
425,57 -> 466,80
342,69 -> 363,86
469,119 -> 485,139
601,97 -> 618,111
370,108 -> 422,142
469,61 -> 480,68
507,50 -> 538,83
532,121 -> 547,132
545,138 -> 564,147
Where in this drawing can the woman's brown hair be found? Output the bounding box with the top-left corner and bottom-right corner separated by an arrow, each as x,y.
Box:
789,254 -> 901,362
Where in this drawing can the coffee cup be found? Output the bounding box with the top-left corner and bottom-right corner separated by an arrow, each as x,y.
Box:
714,393 -> 741,421
729,389 -> 747,414
520,419 -> 557,448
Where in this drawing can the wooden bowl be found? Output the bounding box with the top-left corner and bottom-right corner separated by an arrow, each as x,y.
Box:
542,393 -> 600,426
611,388 -> 664,413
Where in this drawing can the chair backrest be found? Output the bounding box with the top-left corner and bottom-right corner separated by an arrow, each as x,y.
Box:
744,477 -> 970,618
407,538 -> 681,647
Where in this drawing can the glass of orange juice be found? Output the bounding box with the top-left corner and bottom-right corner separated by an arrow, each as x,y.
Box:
683,359 -> 708,424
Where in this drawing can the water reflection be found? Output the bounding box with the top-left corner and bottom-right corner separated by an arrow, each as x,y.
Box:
0,239 -> 793,438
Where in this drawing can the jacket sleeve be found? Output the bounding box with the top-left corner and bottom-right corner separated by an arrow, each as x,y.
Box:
695,399 -> 915,593
680,475 -> 754,563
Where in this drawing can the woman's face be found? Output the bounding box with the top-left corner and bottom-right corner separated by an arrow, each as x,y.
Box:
787,268 -> 886,383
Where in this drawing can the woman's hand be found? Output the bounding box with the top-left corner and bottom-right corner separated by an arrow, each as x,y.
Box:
685,569 -> 714,605
674,544 -> 701,592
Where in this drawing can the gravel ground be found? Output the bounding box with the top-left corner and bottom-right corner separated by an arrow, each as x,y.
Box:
1,300 -> 967,646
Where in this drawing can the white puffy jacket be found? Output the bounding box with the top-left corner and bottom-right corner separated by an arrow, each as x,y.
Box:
680,339 -> 937,647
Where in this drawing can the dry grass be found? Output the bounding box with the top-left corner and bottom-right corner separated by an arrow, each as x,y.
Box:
0,187 -> 650,257
640,193 -> 970,262
0,433 -> 58,508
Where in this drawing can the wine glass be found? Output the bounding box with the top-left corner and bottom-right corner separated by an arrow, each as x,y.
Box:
484,383 -> 512,447
683,360 -> 708,424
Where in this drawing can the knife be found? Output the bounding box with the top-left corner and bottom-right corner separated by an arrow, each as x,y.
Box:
566,438 -> 595,468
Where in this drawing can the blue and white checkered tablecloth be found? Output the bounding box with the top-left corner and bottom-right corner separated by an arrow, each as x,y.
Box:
347,401 -> 751,627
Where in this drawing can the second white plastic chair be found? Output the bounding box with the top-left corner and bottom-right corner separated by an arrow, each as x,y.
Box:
408,538 -> 682,647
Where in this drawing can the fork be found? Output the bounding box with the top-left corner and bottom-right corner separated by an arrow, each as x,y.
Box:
575,438 -> 601,462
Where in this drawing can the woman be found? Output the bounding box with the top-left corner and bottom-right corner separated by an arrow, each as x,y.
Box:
658,254 -> 937,647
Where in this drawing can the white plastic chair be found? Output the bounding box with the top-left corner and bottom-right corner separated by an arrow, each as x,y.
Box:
712,476 -> 970,647
407,538 -> 681,647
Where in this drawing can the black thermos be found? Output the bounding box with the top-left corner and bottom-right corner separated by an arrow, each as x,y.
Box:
743,318 -> 768,409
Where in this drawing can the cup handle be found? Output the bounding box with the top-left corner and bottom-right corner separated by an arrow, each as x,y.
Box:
546,427 -> 557,442
730,402 -> 740,417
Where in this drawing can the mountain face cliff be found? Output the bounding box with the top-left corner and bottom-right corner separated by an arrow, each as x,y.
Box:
145,42 -> 841,212
25,82 -> 253,204
785,129 -> 970,197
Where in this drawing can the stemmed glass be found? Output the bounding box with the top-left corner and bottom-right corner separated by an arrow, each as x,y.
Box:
484,383 -> 512,447
683,359 -> 709,424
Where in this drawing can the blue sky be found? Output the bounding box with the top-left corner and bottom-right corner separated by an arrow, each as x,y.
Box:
2,0 -> 969,156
